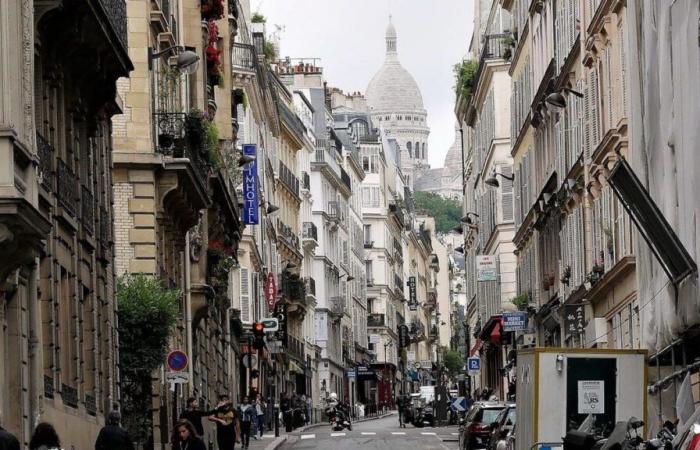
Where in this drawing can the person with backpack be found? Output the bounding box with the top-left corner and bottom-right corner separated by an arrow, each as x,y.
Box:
95,411 -> 134,450
238,396 -> 256,449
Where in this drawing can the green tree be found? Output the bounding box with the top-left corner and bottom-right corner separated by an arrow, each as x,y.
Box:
413,191 -> 462,233
442,346 -> 465,378
117,275 -> 179,445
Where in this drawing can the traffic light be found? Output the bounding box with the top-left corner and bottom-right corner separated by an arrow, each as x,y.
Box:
252,322 -> 265,350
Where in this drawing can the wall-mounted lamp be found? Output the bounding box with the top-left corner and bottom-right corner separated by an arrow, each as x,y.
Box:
461,212 -> 480,224
148,46 -> 199,73
238,153 -> 256,166
452,224 -> 464,234
545,88 -> 584,109
339,274 -> 355,281
485,171 -> 514,188
556,354 -> 564,372
259,201 -> 279,215
455,246 -> 465,254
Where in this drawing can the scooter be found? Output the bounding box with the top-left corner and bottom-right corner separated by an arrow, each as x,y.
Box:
325,404 -> 352,431
412,406 -> 434,428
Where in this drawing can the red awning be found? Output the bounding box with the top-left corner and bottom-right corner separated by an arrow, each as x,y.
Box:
490,321 -> 503,345
470,339 -> 482,357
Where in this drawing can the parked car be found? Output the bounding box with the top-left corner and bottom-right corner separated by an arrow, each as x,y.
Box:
459,401 -> 507,450
487,403 -> 516,450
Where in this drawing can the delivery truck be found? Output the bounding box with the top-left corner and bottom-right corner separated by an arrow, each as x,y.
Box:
515,348 -> 647,450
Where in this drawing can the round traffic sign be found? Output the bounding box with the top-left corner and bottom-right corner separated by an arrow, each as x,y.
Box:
413,362 -> 421,370
167,350 -> 188,372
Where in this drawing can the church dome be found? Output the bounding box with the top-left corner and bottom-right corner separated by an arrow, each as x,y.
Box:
366,20 -> 424,112
442,124 -> 463,179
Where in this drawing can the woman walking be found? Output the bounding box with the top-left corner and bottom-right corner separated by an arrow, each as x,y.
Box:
173,420 -> 206,450
29,423 -> 61,450
254,394 -> 266,439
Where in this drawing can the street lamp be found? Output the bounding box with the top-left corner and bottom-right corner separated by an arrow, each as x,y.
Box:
485,171 -> 515,188
148,45 -> 200,73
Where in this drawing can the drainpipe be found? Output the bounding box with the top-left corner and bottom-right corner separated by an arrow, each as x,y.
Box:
184,236 -> 194,395
28,263 -> 42,428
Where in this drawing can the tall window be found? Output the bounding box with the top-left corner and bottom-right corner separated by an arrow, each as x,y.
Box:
363,224 -> 372,243
351,120 -> 368,139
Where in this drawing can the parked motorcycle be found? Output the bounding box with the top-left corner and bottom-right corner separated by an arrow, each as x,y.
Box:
412,406 -> 435,428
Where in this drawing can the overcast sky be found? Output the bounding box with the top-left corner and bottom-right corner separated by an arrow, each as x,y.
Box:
250,0 -> 474,168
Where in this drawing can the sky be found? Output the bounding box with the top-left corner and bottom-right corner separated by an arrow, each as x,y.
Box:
250,0 -> 474,169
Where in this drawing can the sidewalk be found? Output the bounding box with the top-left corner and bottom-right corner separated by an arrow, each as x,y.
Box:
247,411 -> 396,450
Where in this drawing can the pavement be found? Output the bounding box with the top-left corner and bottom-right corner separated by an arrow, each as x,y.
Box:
257,413 -> 461,450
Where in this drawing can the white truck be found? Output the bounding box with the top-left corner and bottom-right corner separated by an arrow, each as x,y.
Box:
515,348 -> 648,450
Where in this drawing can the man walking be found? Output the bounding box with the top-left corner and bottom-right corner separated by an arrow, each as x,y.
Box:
238,396 -> 256,449
180,397 -> 211,437
396,391 -> 406,428
254,394 -> 266,439
95,411 -> 134,450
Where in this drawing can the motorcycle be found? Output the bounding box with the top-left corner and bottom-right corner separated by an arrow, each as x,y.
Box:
325,403 -> 352,431
412,406 -> 435,428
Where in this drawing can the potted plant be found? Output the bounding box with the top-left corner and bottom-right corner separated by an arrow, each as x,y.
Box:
561,265 -> 571,285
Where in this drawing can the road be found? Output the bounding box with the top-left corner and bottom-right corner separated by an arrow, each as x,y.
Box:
278,413 -> 461,450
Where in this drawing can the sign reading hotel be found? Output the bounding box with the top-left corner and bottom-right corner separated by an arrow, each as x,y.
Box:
408,276 -> 418,310
242,144 -> 258,224
476,255 -> 497,282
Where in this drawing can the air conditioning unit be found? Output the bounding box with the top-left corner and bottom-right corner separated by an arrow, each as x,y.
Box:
585,318 -> 608,347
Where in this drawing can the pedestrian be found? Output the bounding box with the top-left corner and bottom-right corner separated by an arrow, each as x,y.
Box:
180,397 -> 212,437
305,395 -> 312,424
395,391 -> 406,428
209,395 -> 239,450
95,410 -> 134,450
173,419 -> 206,450
254,394 -> 266,439
0,414 -> 20,450
238,396 -> 256,449
29,422 -> 61,450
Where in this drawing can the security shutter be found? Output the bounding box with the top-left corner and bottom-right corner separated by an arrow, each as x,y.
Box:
240,267 -> 251,323
501,165 -> 514,223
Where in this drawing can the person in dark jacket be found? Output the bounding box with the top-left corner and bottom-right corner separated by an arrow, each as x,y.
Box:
28,422 -> 61,450
174,420 -> 206,450
95,411 -> 134,450
179,397 -> 212,437
0,414 -> 20,450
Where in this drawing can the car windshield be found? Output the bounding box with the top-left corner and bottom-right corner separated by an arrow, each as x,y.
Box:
506,408 -> 516,425
481,408 -> 504,424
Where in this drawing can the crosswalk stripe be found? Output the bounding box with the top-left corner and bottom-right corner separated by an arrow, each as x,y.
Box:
361,432 -> 376,435
421,432 -> 437,436
331,432 -> 346,437
451,432 -> 459,436
300,434 -> 315,440
391,432 -> 406,435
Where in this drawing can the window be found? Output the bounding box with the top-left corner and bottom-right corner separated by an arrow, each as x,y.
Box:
366,262 -> 373,283
406,142 -> 412,158
351,120 -> 368,139
364,224 -> 372,243
361,147 -> 380,173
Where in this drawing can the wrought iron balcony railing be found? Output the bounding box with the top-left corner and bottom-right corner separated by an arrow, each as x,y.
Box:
232,43 -> 255,71
305,277 -> 316,297
81,185 -> 95,235
277,219 -> 300,249
340,167 -> 352,191
98,0 -> 128,49
61,384 -> 78,408
394,274 -> 404,294
302,171 -> 310,190
44,375 -> 54,399
85,393 -> 97,416
57,159 -> 78,217
327,201 -> 340,221
153,112 -> 208,184
389,203 -> 405,227
287,334 -> 304,361
278,161 -> 300,197
99,206 -> 110,251
367,313 -> 386,327
302,222 -> 318,242
36,133 -> 53,192
329,296 -> 345,317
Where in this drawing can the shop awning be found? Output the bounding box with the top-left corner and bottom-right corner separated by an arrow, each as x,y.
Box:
470,339 -> 482,357
479,315 -> 503,345
356,364 -> 382,381
288,360 -> 303,374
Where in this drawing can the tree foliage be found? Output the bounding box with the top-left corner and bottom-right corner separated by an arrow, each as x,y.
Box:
413,191 -> 462,234
454,59 -> 479,100
251,12 -> 266,23
442,346 -> 465,378
117,275 -> 179,445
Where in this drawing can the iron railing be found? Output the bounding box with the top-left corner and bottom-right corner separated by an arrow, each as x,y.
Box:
367,313 -> 386,327
302,171 -> 310,190
471,33 -> 511,95
302,222 -> 318,242
153,112 -> 208,183
305,277 -> 316,297
61,384 -> 78,408
394,274 -> 404,294
57,159 -> 77,217
36,133 -> 53,192
99,206 -> 110,250
277,101 -> 307,143
98,0 -> 128,49
44,375 -> 54,399
277,219 -> 300,249
287,335 -> 304,361
330,296 -> 345,316
232,43 -> 255,70
327,201 -> 339,221
81,185 -> 95,235
278,161 -> 300,197
340,167 -> 352,191
85,393 -> 97,416
389,203 -> 405,227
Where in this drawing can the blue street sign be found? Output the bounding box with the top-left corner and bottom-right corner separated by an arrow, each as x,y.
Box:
242,144 -> 258,225
503,311 -> 529,332
450,397 -> 467,412
468,357 -> 481,373
167,350 -> 188,372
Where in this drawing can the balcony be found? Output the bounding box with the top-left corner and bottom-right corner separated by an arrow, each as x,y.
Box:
232,43 -> 256,72
302,222 -> 318,250
410,321 -> 426,342
153,112 -> 209,185
98,0 -> 128,50
367,313 -> 386,327
312,141 -> 344,189
428,325 -> 439,341
282,275 -> 307,306
36,133 -> 53,192
389,203 -> 405,228
470,33 -> 511,101
278,160 -> 300,198
340,167 -> 352,191
394,274 -> 404,294
287,334 -> 305,362
99,206 -> 111,253
364,240 -> 374,249
302,171 -> 311,190
329,296 -> 345,319
44,375 -> 54,399
278,100 -> 307,145
85,393 -> 97,416
304,277 -> 316,299
393,237 -> 403,261
277,218 -> 300,251
61,384 -> 78,408
57,159 -> 78,217
327,201 -> 340,222
81,185 -> 95,236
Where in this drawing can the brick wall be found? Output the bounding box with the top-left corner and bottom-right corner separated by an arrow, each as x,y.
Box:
114,181 -> 134,276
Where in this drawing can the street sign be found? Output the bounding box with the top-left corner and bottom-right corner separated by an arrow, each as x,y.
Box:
408,276 -> 417,308
369,334 -> 380,344
503,311 -> 529,332
167,350 -> 188,372
267,340 -> 284,354
413,362 -> 421,370
261,317 -> 279,332
274,302 -> 287,342
265,272 -> 277,313
476,255 -> 498,281
467,357 -> 481,375
450,396 -> 467,412
420,360 -> 432,369
166,371 -> 190,384
346,369 -> 356,379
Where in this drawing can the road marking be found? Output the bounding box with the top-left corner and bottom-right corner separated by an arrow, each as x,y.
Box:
300,434 -> 315,440
361,432 -> 376,435
391,432 -> 406,435
330,432 -> 346,437
421,432 -> 437,436
451,432 -> 459,436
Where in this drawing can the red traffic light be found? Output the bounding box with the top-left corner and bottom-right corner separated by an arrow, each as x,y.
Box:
253,322 -> 265,335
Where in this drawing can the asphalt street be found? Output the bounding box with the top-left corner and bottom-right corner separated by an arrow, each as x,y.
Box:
278,413 -> 461,450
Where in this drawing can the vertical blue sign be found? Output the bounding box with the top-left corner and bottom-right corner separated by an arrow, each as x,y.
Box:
242,144 -> 258,224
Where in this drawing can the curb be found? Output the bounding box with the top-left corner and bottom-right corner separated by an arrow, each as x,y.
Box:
263,436 -> 286,450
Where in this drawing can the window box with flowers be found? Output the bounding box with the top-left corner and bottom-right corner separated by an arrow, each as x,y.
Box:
200,0 -> 224,21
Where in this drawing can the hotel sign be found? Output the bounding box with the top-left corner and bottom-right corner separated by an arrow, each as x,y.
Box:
242,144 -> 258,224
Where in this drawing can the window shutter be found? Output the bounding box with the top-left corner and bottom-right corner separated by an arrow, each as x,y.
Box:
501,165 -> 514,222
583,74 -> 592,161
240,267 -> 251,323
591,68 -> 602,151
619,25 -> 628,117
514,166 -> 522,228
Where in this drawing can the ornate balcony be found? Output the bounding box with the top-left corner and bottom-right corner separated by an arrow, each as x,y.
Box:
57,159 -> 78,217
232,43 -> 256,73
305,277 -> 316,299
61,384 -> 78,408
98,0 -> 128,50
389,203 -> 405,228
287,334 -> 305,362
340,167 -> 352,191
277,218 -> 300,251
329,296 -> 345,319
36,133 -> 53,192
81,185 -> 95,236
302,222 -> 318,250
99,206 -> 110,252
302,171 -> 311,190
278,160 -> 300,198
153,111 -> 209,186
367,313 -> 386,327
394,274 -> 404,294
327,201 -> 340,222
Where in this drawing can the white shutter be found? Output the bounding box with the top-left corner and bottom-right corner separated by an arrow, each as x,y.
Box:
619,25 -> 628,117
514,166 -> 522,228
591,68 -> 602,151
583,74 -> 592,161
240,267 -> 251,323
501,165 -> 514,223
